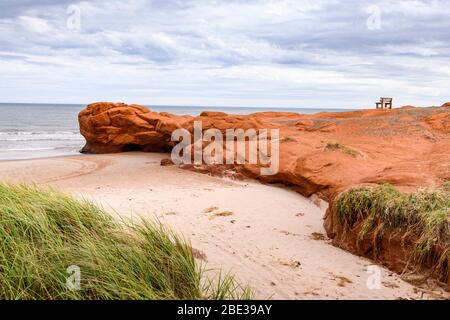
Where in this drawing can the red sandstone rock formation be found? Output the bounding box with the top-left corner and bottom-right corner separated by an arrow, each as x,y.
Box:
79,101 -> 450,199
79,102 -> 193,153
79,101 -> 450,280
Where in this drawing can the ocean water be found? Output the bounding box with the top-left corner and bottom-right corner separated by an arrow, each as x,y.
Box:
0,103 -> 352,160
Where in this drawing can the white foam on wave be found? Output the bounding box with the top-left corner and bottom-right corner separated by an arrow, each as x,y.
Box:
0,131 -> 84,141
4,147 -> 57,151
0,146 -> 80,152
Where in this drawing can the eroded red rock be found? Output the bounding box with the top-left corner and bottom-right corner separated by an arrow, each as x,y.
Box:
79,102 -> 450,199
79,102 -> 193,153
79,101 -> 450,284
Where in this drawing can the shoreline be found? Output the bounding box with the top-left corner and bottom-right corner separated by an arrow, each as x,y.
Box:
0,152 -> 82,163
0,152 -> 447,299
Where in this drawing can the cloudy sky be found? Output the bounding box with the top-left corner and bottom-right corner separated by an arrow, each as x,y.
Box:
1,0 -> 449,108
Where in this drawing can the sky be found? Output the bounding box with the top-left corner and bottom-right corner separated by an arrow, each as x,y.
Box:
0,0 -> 449,109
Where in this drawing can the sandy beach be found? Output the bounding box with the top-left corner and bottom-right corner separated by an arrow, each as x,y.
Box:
0,151 -> 447,300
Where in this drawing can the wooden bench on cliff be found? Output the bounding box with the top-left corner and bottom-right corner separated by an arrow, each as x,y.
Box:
375,97 -> 393,109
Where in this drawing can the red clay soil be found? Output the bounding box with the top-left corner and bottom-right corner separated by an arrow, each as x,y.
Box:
79,102 -> 450,278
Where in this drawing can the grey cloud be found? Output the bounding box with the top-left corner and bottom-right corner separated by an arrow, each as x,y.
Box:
0,0 -> 449,107
0,0 -> 76,18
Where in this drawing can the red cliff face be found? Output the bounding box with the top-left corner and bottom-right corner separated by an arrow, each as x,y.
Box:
79,101 -> 450,199
79,101 -> 450,281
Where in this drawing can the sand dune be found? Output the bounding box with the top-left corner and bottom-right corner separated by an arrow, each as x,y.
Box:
0,152 -> 447,299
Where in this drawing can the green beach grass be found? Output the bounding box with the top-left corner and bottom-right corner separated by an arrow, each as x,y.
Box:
325,142 -> 362,158
0,183 -> 252,300
333,183 -> 450,279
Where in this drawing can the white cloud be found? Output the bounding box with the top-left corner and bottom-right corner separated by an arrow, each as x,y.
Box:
0,0 -> 449,108
18,16 -> 53,33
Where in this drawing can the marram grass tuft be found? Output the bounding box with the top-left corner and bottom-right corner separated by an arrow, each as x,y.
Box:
0,183 -> 252,300
334,183 -> 450,278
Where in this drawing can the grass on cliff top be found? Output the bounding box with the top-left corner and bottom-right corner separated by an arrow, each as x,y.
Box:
325,142 -> 361,158
0,183 -> 252,300
334,182 -> 450,277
